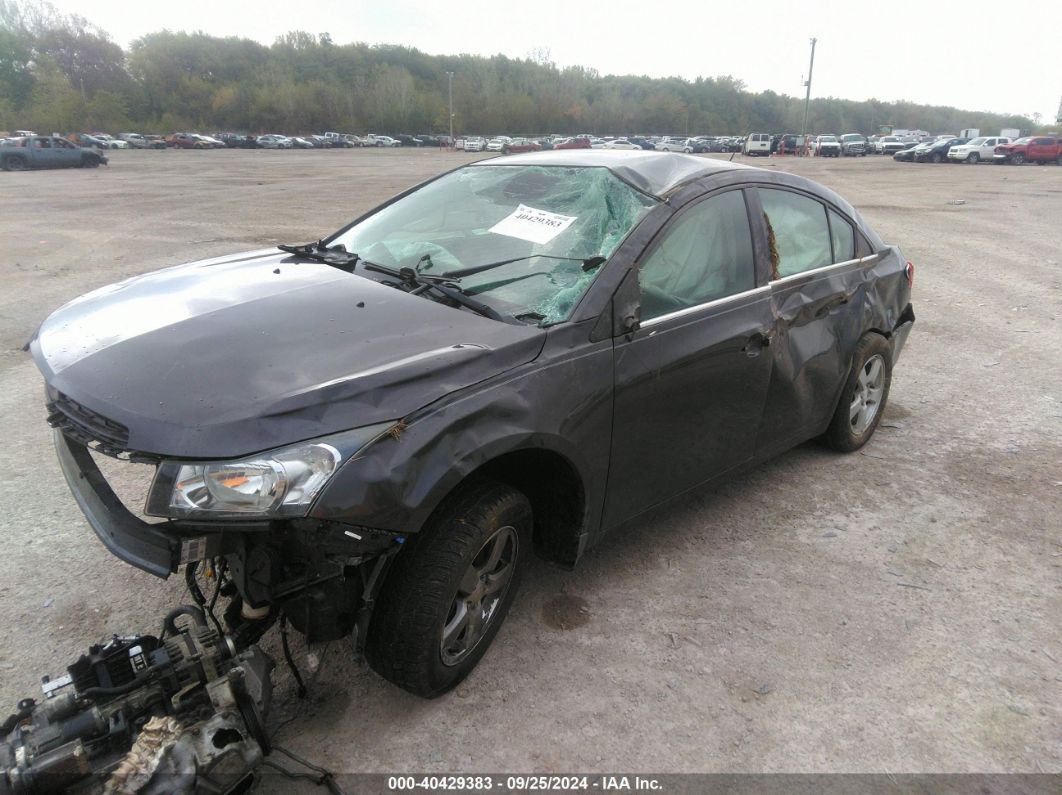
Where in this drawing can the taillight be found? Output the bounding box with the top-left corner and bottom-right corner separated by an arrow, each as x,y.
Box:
904,260 -> 915,288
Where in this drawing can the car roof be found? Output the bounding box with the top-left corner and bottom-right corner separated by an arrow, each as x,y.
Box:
471,150 -> 751,198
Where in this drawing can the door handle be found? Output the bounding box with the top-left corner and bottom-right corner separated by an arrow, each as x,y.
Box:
742,330 -> 774,356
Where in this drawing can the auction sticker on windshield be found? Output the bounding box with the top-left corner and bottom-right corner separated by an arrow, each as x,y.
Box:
489,204 -> 577,245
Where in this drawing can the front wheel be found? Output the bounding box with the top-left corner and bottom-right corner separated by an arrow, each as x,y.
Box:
930,153 -> 942,163
967,153 -> 979,163
822,333 -> 892,453
1011,153 -> 1025,165
365,481 -> 531,698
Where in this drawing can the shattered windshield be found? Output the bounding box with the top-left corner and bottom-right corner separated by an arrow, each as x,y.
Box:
330,165 -> 658,325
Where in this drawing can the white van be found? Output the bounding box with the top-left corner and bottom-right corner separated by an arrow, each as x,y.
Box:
743,132 -> 771,157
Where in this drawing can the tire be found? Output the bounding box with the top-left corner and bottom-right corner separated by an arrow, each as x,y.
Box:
3,155 -> 27,172
822,333 -> 892,453
1011,153 -> 1025,165
1057,155 -> 1062,166
967,153 -> 979,164
84,156 -> 100,168
365,480 -> 532,698
930,153 -> 942,164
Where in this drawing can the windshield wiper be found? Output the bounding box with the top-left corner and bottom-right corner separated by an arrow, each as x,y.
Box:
361,261 -> 509,323
278,241 -> 360,271
440,254 -> 605,280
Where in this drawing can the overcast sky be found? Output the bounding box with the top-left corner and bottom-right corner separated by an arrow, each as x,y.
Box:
54,0 -> 1061,124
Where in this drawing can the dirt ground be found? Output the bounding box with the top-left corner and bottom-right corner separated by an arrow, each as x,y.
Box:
0,149 -> 1059,783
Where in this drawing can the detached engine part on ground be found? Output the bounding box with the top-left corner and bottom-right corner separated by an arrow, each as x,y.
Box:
0,606 -> 273,795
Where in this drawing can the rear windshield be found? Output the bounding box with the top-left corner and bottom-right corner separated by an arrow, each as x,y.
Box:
331,165 -> 659,325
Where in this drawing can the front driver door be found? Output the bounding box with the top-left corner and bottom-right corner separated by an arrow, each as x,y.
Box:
603,188 -> 775,527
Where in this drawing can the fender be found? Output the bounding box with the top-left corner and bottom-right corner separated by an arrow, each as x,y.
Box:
310,322 -> 615,543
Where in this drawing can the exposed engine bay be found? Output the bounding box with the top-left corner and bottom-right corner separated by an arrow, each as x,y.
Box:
0,602 -> 340,795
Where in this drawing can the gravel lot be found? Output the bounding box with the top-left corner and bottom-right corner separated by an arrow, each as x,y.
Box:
0,149 -> 1059,782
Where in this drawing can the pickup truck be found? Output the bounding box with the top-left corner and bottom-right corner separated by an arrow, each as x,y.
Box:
993,136 -> 1061,165
1,135 -> 108,171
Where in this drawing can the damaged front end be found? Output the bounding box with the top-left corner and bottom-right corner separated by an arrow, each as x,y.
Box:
1,607 -> 272,795
48,396 -> 408,650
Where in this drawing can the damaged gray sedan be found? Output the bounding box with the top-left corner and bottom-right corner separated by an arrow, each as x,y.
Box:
30,151 -> 914,698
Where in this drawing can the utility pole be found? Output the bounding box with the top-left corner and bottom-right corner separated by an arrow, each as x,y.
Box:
800,37 -> 817,156
447,71 -> 454,144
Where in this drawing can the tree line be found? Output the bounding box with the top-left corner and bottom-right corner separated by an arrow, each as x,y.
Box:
0,0 -> 1037,138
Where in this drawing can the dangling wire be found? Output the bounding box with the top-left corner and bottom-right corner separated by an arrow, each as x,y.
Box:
279,614 -> 308,700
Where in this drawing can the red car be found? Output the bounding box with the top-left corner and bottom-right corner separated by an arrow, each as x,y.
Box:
992,136 -> 1061,165
552,136 -> 592,150
166,133 -> 211,149
501,138 -> 542,154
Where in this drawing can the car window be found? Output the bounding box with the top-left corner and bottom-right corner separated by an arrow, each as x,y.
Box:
637,190 -> 755,320
758,189 -> 832,279
333,165 -> 658,326
827,209 -> 855,263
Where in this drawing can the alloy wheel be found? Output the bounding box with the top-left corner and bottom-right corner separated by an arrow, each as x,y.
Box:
440,525 -> 518,666
849,354 -> 885,435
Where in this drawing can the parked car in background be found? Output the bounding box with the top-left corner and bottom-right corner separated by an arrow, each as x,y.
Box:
501,138 -> 542,154
626,136 -> 655,150
1,135 -> 108,170
486,138 -> 507,152
840,134 -> 867,156
166,133 -> 211,149
992,136 -> 1062,165
553,137 -> 592,150
946,136 -> 1010,163
874,136 -> 906,155
255,134 -> 293,149
67,132 -> 109,149
914,137 -> 967,163
743,133 -> 771,156
291,136 -> 315,149
215,132 -> 258,149
814,135 -> 841,157
462,136 -> 486,152
656,137 -> 693,153
90,133 -> 129,149
119,132 -> 167,149
366,134 -> 401,148
892,141 -> 926,162
31,150 -> 914,699
603,138 -> 641,150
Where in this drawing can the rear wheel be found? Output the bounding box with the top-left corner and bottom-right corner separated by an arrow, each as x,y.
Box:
3,155 -> 26,172
822,333 -> 892,453
365,481 -> 531,698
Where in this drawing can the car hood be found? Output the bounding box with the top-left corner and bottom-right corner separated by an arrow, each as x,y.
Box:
31,249 -> 545,459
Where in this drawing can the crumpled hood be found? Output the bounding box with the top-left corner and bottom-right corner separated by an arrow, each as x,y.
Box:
31,249 -> 545,458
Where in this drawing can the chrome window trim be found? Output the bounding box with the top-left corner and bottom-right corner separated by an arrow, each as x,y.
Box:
639,286 -> 772,329
769,254 -> 879,287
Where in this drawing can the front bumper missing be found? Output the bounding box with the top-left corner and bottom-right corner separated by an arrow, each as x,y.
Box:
53,429 -> 179,578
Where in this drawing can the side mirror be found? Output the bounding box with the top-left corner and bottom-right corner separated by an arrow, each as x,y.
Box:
612,268 -> 642,339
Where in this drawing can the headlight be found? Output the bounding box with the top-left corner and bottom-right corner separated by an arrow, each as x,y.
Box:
145,422 -> 395,519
